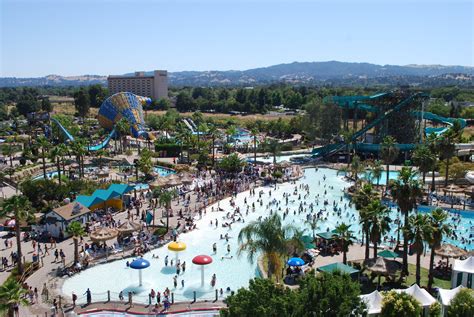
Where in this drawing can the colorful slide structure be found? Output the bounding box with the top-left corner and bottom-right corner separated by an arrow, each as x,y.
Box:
312,92 -> 467,159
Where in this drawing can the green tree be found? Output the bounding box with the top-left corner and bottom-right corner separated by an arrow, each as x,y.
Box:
369,159 -> 384,188
66,221 -> 85,264
115,118 -> 130,153
219,153 -> 245,174
137,148 -> 153,177
0,279 -> 29,317
250,128 -> 258,164
426,208 -> 451,290
305,215 -> 320,240
366,200 -> 391,258
437,120 -> 462,187
447,288 -> 474,317
407,213 -> 432,285
412,144 -> 436,185
350,155 -> 364,185
49,144 -> 67,185
238,213 -> 295,279
38,136 -> 50,179
390,167 -> 422,274
159,190 -> 173,231
41,97 -> 53,112
380,136 -> 399,189
334,223 -> 354,264
73,89 -> 90,118
380,291 -> 422,317
353,183 -> 377,260
0,195 -> 33,274
265,139 -> 281,165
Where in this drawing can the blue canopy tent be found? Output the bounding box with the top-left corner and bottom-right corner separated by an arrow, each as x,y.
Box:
108,184 -> 134,196
75,195 -> 105,209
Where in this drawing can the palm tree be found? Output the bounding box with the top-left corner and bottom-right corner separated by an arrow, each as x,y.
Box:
380,136 -> 399,189
350,155 -> 365,185
159,190 -> 173,231
115,118 -> 130,153
366,200 -> 391,258
407,213 -> 432,285
49,145 -> 64,185
334,223 -> 355,264
208,125 -> 219,166
353,183 -> 377,260
0,279 -> 29,317
238,213 -> 295,279
342,129 -> 355,167
426,133 -> 439,192
70,139 -> 86,178
95,149 -> 107,169
66,221 -> 85,264
426,208 -> 451,290
412,144 -> 436,185
438,121 -> 462,187
37,136 -> 50,179
266,139 -> 281,165
287,228 -> 306,256
369,160 -> 384,188
390,167 -> 422,274
0,195 -> 33,274
225,125 -> 238,153
305,215 -> 320,240
251,128 -> 258,164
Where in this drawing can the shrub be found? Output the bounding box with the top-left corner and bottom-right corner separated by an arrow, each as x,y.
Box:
153,226 -> 168,237
447,288 -> 474,317
380,291 -> 422,317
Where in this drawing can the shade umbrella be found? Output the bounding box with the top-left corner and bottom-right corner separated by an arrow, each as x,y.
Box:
377,250 -> 400,259
435,243 -> 468,268
364,257 -> 402,289
117,220 -> 142,235
192,255 -> 213,287
129,257 -> 150,286
168,241 -> 186,262
89,227 -> 118,242
150,177 -> 169,188
287,257 -> 305,267
179,172 -> 194,184
167,178 -> 183,187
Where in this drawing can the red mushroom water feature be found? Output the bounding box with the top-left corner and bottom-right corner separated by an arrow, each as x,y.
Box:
192,255 -> 213,287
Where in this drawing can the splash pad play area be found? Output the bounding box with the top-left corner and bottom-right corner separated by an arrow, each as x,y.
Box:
62,167 -> 474,304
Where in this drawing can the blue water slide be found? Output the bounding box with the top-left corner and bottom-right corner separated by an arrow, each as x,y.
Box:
87,128 -> 116,151
50,118 -> 75,142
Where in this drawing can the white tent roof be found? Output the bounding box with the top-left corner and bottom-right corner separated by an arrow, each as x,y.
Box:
438,286 -> 464,306
453,256 -> 474,274
395,284 -> 436,307
360,290 -> 383,315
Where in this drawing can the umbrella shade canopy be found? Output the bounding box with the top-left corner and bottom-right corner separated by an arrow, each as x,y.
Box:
377,250 -> 400,258
317,262 -> 359,275
150,177 -> 169,188
364,257 -> 402,275
453,256 -> 474,274
179,172 -> 194,184
90,227 -> 118,242
287,257 -> 305,266
192,255 -> 213,265
167,178 -> 183,187
117,220 -> 141,234
435,243 -> 468,259
168,241 -> 186,252
394,284 -> 436,308
316,229 -> 339,240
130,258 -> 150,269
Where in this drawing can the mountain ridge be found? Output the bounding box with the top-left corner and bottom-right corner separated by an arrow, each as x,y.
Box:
1,61 -> 473,87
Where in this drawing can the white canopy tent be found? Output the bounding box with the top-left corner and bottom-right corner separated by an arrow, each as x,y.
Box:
395,284 -> 436,308
360,290 -> 383,315
451,256 -> 474,288
438,285 -> 464,316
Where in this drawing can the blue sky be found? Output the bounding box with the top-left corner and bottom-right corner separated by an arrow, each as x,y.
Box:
1,0 -> 472,77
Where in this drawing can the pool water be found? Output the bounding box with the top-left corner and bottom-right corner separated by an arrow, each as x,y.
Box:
255,154 -> 309,164
361,170 -> 417,186
32,171 -> 58,180
62,168 -> 474,304
154,166 -> 176,177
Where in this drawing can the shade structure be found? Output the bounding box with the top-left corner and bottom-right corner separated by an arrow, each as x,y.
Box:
364,257 -> 402,289
108,183 -> 134,195
435,243 -> 468,259
452,256 -> 474,287
129,258 -> 150,286
317,262 -> 359,275
166,175 -> 183,187
117,220 -> 142,235
92,189 -> 119,202
316,229 -> 339,240
287,257 -> 305,267
360,290 -> 383,315
438,285 -> 464,307
394,284 -> 436,308
89,227 -> 118,242
179,172 -> 194,184
75,195 -> 105,208
192,255 -> 213,287
150,177 -> 169,188
377,250 -> 399,259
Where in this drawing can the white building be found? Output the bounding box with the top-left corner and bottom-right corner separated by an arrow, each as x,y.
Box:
108,70 -> 168,100
451,256 -> 474,288
42,202 -> 90,239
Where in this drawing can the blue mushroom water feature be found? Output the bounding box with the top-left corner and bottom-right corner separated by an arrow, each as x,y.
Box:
287,257 -> 305,267
130,258 -> 150,286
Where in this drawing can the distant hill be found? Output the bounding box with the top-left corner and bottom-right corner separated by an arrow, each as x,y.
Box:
1,61 -> 473,87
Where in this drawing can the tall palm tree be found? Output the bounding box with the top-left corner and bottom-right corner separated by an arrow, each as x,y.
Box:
287,228 -> 306,256
207,125 -> 219,166
342,129 -> 355,167
350,155 -> 365,185
426,208 -> 451,290
366,200 -> 391,258
426,133 -> 439,192
0,279 -> 29,317
70,139 -> 86,178
49,145 -> 63,185
225,125 -> 238,153
251,128 -> 258,164
369,160 -> 384,189
66,221 -> 85,264
412,144 -> 436,186
305,214 -> 320,240
380,136 -> 399,189
37,136 -> 50,179
115,118 -> 130,153
334,223 -> 355,264
407,213 -> 432,285
159,190 -> 173,231
390,167 -> 422,274
266,139 -> 281,165
438,121 -> 462,187
0,195 -> 33,274
238,213 -> 295,279
353,183 -> 377,260
95,149 -> 107,169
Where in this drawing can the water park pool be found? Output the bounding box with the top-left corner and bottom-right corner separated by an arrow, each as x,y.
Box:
154,166 -> 176,177
80,310 -> 219,317
255,154 -> 309,164
62,168 -> 474,304
32,171 -> 58,181
361,170 -> 417,186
